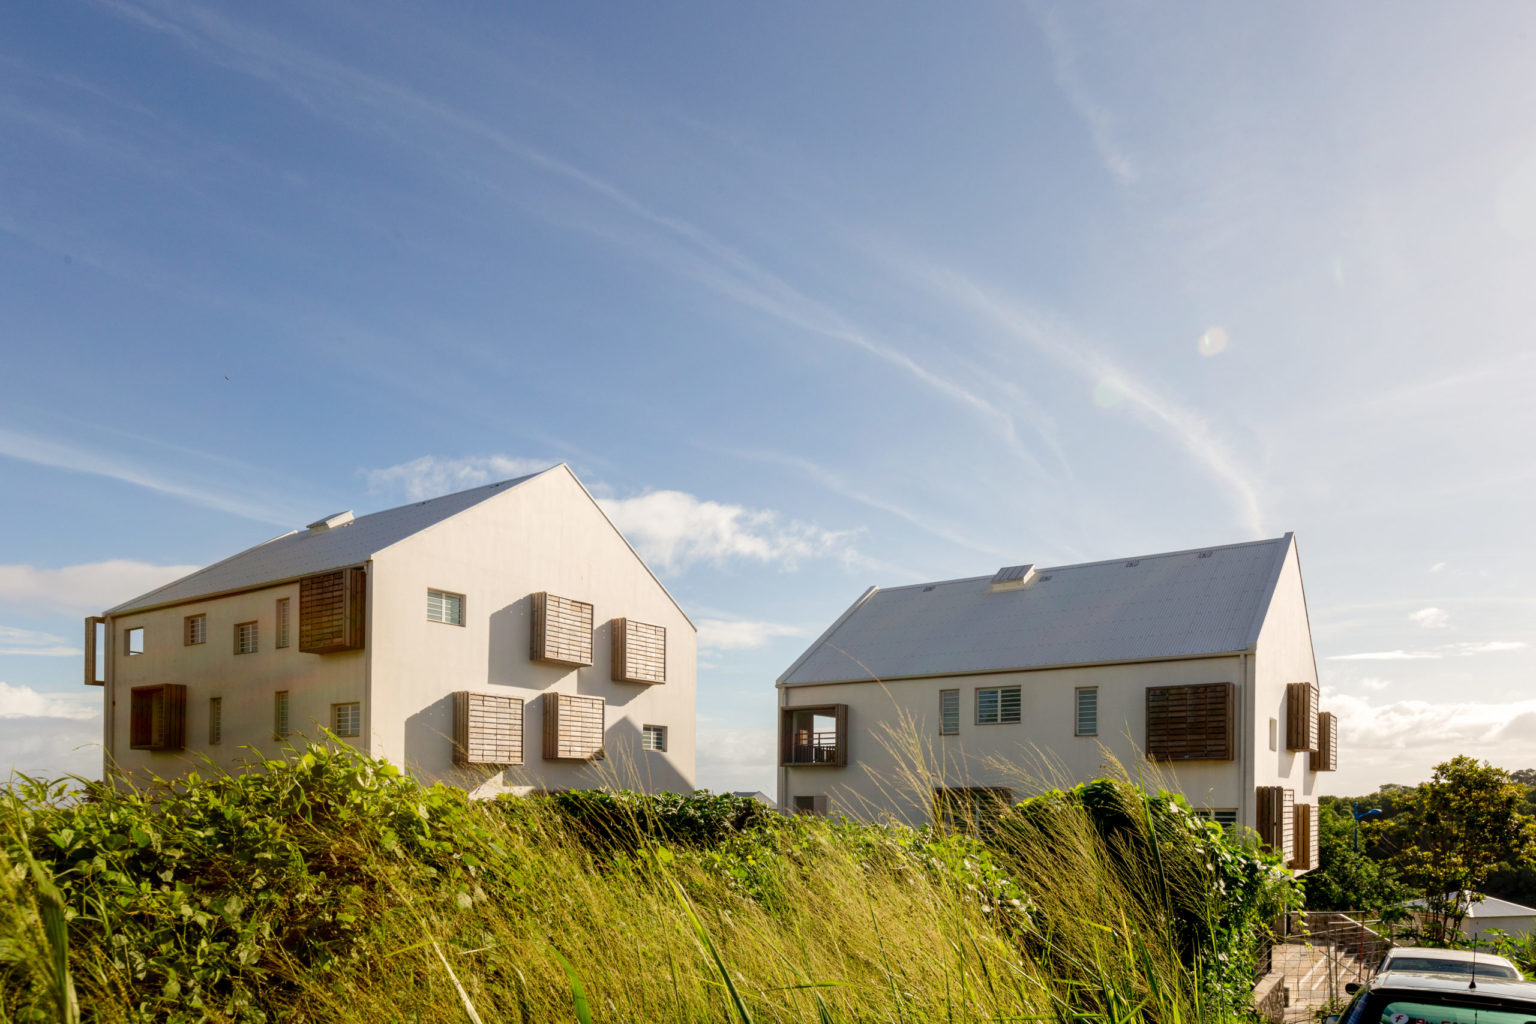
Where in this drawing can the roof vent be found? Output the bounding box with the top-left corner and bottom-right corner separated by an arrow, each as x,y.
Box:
1124,560 -> 1140,568
307,510 -> 355,535
1198,551 -> 1213,559
990,563 -> 1036,591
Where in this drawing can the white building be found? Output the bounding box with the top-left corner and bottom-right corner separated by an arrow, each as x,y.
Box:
776,533 -> 1333,869
86,465 -> 696,797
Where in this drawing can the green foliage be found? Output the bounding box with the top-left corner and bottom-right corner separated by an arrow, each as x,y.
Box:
1378,756 -> 1536,941
2,743 -> 1296,1023
1304,801 -> 1407,913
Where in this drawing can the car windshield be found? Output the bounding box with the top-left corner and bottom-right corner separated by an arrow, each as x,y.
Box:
1385,958 -> 1521,981
1363,994 -> 1536,1024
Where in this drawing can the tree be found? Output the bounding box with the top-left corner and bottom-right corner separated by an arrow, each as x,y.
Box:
1306,801 -> 1407,912
1381,756 -> 1536,942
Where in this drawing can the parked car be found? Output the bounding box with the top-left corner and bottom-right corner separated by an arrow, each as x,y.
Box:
1375,947 -> 1523,981
1329,971 -> 1536,1024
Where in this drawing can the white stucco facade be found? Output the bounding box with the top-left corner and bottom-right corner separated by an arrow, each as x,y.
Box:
92,466 -> 697,796
776,535 -> 1330,861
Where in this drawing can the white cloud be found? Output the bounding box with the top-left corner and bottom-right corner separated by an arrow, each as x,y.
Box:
0,560 -> 200,615
1036,7 -> 1138,185
599,490 -> 858,573
692,723 -> 776,794
0,625 -> 80,657
1429,562 -> 1447,573
0,711 -> 102,781
364,455 -> 556,501
1327,640 -> 1527,661
1358,677 -> 1392,691
1408,606 -> 1449,629
1324,688 -> 1536,791
0,681 -> 98,720
697,618 -> 806,651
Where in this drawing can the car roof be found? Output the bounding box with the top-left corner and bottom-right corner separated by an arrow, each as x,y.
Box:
1383,948 -> 1520,968
1370,971 -> 1536,1000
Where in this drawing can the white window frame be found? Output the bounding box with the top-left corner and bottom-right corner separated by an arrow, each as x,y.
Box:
235,621 -> 258,655
641,723 -> 667,752
975,685 -> 1022,725
1075,686 -> 1098,737
275,598 -> 290,649
332,701 -> 360,738
125,627 -> 144,656
939,689 -> 960,735
274,690 -> 290,739
209,696 -> 222,746
185,614 -> 206,646
427,588 -> 465,626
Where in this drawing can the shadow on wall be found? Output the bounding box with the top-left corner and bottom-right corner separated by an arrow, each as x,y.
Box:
487,599 -> 532,687
402,692 -> 500,792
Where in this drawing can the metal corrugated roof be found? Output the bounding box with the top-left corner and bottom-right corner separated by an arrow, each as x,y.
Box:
779,534 -> 1294,686
106,470 -> 552,615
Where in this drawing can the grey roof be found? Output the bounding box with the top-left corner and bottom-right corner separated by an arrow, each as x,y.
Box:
1403,895 -> 1536,919
107,470 -> 551,615
779,534 -> 1294,686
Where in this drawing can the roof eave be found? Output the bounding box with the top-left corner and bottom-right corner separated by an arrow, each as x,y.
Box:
778,646 -> 1252,688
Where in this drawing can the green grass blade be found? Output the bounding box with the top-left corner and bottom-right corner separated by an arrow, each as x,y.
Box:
552,947 -> 595,1024
669,877 -> 755,1024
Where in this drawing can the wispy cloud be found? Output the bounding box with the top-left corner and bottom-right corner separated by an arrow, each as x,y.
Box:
0,560 -> 200,615
0,626 -> 80,657
0,681 -> 99,721
697,618 -> 805,652
1034,6 -> 1137,185
0,426 -> 299,525
909,269 -> 1265,536
1407,606 -> 1449,629
1327,640 -> 1527,662
600,491 -> 859,574
365,455 -> 556,502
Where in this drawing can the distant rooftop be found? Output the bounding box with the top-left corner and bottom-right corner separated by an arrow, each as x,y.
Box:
779,534 -> 1296,686
107,469 -> 555,615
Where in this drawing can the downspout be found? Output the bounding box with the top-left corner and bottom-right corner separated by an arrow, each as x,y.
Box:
777,684 -> 788,813
362,560 -> 374,756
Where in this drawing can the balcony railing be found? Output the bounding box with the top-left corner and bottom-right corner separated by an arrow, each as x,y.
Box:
787,730 -> 841,765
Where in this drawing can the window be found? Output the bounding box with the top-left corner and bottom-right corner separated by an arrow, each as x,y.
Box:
934,787 -> 1012,834
125,627 -> 144,656
274,690 -> 290,739
975,685 -> 1021,725
235,621 -> 258,655
427,589 -> 464,626
1144,683 -> 1234,761
276,598 -> 290,648
1075,686 -> 1098,736
939,689 -> 959,735
209,697 -> 222,746
1268,717 -> 1278,751
793,795 -> 828,816
780,705 -> 849,766
642,724 -> 667,751
529,592 -> 594,665
1195,808 -> 1238,830
332,701 -> 361,738
185,614 -> 206,646
453,692 -> 524,765
129,684 -> 186,750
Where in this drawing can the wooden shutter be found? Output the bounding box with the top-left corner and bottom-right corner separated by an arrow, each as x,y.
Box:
1255,785 -> 1297,862
1286,682 -> 1319,752
1145,683 -> 1234,760
84,617 -> 105,686
453,692 -> 524,765
1291,803 -> 1319,871
299,568 -> 366,653
834,703 -> 849,767
542,692 -> 605,761
129,684 -> 186,750
611,618 -> 666,683
530,592 -> 594,666
1311,712 -> 1338,771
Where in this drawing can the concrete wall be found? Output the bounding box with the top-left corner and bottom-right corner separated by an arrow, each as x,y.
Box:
780,654 -> 1248,826
367,466 -> 697,797
1252,538 -> 1322,806
104,582 -> 365,784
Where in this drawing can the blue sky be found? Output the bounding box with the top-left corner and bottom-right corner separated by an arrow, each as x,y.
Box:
3,2 -> 1534,795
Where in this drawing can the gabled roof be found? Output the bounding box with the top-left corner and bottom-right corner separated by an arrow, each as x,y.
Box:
107,470 -> 552,615
779,534 -> 1295,686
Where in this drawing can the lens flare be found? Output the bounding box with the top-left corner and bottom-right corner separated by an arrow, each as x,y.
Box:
1093,377 -> 1126,408
1198,327 -> 1228,357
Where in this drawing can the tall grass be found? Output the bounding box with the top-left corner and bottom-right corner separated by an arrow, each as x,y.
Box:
0,739 -> 1290,1023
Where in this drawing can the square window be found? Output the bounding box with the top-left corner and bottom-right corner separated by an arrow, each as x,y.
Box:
1075,686 -> 1098,736
939,689 -> 959,735
276,598 -> 290,648
427,589 -> 464,625
642,724 -> 667,752
184,614 -> 206,646
209,697 -> 222,746
274,690 -> 290,739
332,702 -> 360,738
235,621 -> 258,655
976,686 -> 1021,725
125,627 -> 144,656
